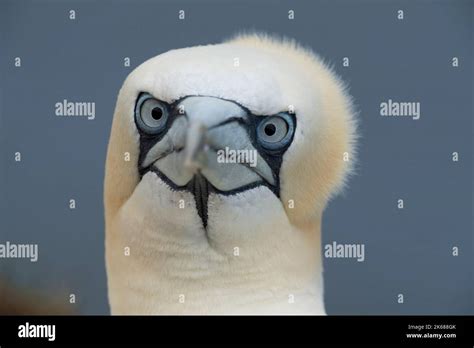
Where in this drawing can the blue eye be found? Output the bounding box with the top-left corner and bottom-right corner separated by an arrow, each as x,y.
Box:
256,113 -> 295,151
135,93 -> 169,134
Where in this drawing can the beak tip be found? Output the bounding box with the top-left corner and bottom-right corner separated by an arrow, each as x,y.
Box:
183,158 -> 198,172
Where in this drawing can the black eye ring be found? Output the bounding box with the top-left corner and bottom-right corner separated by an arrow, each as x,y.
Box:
256,113 -> 295,151
135,93 -> 169,134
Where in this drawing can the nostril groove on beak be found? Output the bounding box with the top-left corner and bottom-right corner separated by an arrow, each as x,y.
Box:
207,116 -> 248,130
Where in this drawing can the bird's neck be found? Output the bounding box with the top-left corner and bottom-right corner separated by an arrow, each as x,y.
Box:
108,218 -> 325,314
106,178 -> 325,314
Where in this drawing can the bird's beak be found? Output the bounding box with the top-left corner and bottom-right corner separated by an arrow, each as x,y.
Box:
139,96 -> 277,227
142,96 -> 275,193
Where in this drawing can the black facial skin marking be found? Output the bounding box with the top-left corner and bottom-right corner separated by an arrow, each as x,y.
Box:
134,92 -> 296,228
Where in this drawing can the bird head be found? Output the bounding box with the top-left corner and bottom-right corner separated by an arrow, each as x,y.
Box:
104,34 -> 357,314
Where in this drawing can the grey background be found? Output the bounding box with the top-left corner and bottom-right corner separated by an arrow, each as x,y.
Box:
0,0 -> 472,315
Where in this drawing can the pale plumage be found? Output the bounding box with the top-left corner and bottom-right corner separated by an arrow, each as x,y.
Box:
104,34 -> 357,314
